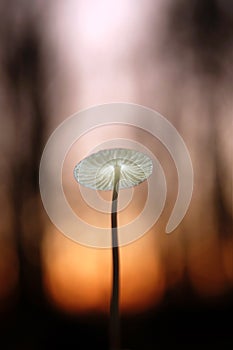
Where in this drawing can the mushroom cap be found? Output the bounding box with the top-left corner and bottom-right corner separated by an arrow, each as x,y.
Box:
74,148 -> 153,191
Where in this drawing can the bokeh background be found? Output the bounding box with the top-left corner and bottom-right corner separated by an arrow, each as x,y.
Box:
0,0 -> 232,349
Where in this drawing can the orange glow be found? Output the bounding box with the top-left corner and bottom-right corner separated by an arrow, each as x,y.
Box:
42,225 -> 164,314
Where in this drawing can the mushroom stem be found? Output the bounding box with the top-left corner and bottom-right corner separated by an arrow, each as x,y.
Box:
110,164 -> 121,350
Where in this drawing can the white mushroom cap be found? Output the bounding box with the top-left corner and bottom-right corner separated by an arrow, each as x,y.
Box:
74,148 -> 153,191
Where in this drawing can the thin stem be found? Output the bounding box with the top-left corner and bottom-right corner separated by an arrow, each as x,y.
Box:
110,165 -> 121,350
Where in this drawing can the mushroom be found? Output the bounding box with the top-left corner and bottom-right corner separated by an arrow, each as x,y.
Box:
74,148 -> 153,350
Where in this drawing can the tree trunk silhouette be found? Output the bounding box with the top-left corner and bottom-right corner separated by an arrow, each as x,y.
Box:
1,4 -> 47,306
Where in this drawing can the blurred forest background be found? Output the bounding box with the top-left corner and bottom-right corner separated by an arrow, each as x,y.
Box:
0,0 -> 232,349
